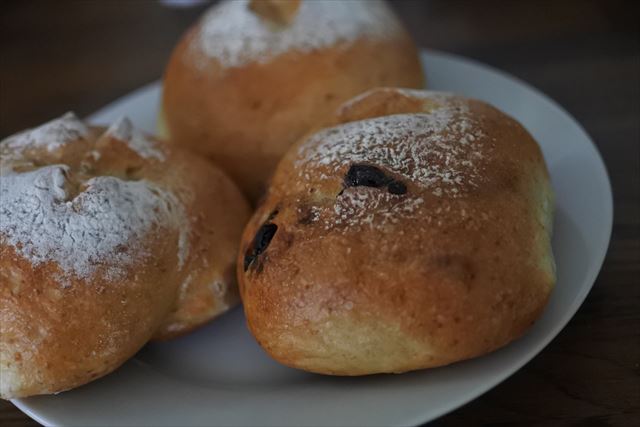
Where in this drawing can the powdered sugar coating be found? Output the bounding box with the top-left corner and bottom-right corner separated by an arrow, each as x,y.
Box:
0,167 -> 186,283
0,114 -> 189,284
1,112 -> 88,156
194,0 -> 403,68
105,117 -> 165,161
296,93 -> 487,198
331,188 -> 424,230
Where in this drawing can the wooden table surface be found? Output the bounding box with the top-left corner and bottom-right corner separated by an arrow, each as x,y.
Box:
1,0 -> 638,426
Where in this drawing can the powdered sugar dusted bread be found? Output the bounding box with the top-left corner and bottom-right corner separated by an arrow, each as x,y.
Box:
161,0 -> 424,202
0,113 -> 250,398
238,88 -> 555,375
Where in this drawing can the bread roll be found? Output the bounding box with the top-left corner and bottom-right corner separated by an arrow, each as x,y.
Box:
160,0 -> 424,202
238,88 -> 555,375
0,113 -> 250,398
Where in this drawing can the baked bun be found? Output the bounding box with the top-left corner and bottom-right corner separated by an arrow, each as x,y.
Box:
160,0 -> 424,202
238,88 -> 555,375
0,113 -> 250,398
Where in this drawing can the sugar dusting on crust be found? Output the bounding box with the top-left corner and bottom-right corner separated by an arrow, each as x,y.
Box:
0,114 -> 189,284
290,92 -> 490,232
104,117 -> 165,161
331,188 -> 424,230
296,93 -> 487,199
194,0 -> 403,68
1,112 -> 89,156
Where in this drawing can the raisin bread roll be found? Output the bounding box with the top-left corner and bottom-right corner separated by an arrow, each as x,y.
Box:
238,88 -> 555,375
160,0 -> 424,202
0,113 -> 250,398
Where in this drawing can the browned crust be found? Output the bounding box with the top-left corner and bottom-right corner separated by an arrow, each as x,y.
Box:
238,89 -> 555,375
152,151 -> 250,340
161,18 -> 424,202
0,122 -> 250,398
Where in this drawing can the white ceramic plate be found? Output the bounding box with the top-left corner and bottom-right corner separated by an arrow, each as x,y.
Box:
13,50 -> 612,427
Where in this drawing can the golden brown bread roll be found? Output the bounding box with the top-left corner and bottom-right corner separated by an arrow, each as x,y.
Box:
160,0 -> 425,202
0,113 -> 250,398
238,88 -> 556,375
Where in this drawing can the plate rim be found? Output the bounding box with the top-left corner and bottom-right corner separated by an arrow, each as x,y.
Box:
11,48 -> 613,427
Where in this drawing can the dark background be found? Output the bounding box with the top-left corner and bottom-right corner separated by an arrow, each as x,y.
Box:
1,0 -> 639,426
